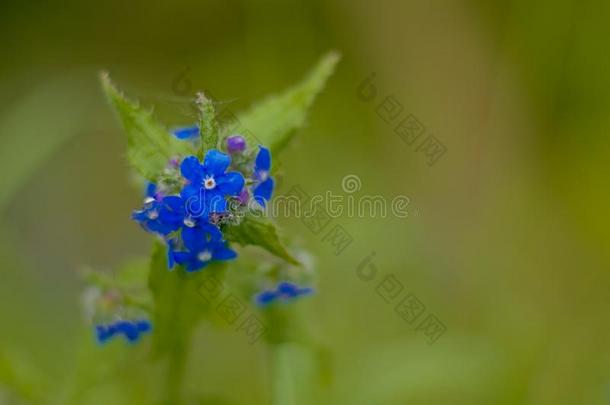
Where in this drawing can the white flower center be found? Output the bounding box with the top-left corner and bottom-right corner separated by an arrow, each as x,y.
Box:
258,170 -> 269,181
183,217 -> 196,228
147,210 -> 159,220
197,250 -> 212,262
203,176 -> 216,190
144,197 -> 156,204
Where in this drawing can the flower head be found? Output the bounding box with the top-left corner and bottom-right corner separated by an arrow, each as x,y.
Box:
132,197 -> 178,235
180,151 -> 245,219
171,223 -> 237,272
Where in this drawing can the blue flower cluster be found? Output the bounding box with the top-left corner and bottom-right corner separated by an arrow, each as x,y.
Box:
95,319 -> 152,344
255,282 -> 314,306
132,134 -> 275,272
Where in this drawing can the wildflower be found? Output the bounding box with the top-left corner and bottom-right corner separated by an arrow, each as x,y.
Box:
172,222 -> 236,272
95,319 -> 152,344
171,221 -> 236,271
155,195 -> 203,231
252,146 -> 274,207
255,282 -> 314,306
180,151 -> 244,219
132,191 -> 196,236
172,125 -> 199,140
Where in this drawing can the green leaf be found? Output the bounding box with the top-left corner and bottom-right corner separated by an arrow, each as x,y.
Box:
223,213 -> 299,265
100,73 -> 193,181
196,92 -> 219,154
226,51 -> 340,154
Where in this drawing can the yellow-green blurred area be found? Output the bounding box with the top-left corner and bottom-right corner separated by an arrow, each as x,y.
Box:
1,0 -> 610,404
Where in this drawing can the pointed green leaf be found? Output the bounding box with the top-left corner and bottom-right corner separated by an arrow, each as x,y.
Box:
100,73 -> 193,180
223,213 -> 299,265
226,51 -> 340,154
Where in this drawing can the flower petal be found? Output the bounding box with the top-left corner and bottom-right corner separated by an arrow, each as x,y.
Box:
199,223 -> 223,242
172,126 -> 199,140
278,282 -> 299,297
186,259 -> 208,272
180,156 -> 203,183
145,182 -> 157,198
181,186 -> 207,218
162,196 -> 185,213
147,219 -> 174,235
182,226 -> 206,251
217,172 -> 245,196
203,150 -> 231,176
135,320 -> 152,333
253,178 -> 274,207
172,251 -> 194,266
182,223 -> 222,251
256,291 -> 278,306
255,146 -> 271,172
206,192 -> 227,214
212,245 -> 237,261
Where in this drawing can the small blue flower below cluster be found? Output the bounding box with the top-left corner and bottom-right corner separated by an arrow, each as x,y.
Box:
95,319 -> 152,344
255,282 -> 314,307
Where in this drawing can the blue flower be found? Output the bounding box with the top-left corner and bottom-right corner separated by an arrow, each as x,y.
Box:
131,190 -> 185,236
180,151 -> 244,219
171,223 -> 237,272
132,197 -> 180,236
172,125 -> 199,140
95,319 -> 152,344
252,146 -> 274,207
255,282 -> 314,306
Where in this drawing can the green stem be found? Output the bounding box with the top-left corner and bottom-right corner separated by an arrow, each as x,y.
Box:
270,343 -> 296,405
166,334 -> 188,404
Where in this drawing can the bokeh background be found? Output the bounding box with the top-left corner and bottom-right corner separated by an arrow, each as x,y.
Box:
1,0 -> 610,404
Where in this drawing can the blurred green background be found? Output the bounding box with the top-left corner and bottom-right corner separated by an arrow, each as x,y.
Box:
1,0 -> 610,404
